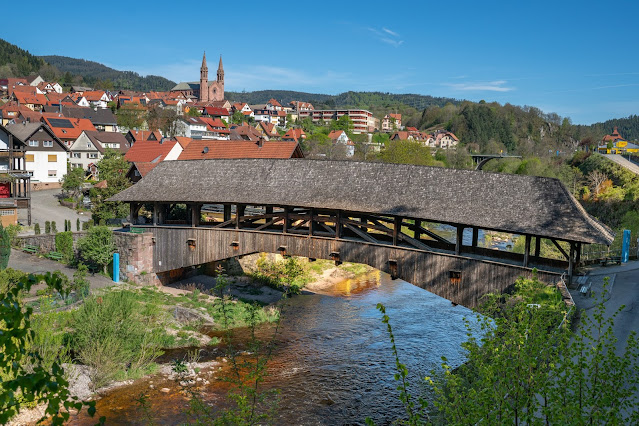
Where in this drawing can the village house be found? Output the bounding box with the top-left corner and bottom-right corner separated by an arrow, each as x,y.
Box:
202,106 -> 230,122
381,113 -> 402,132
125,129 -> 163,146
3,122 -> 69,187
124,138 -> 183,182
199,117 -> 231,140
597,127 -> 639,154
42,116 -> 97,147
177,138 -> 303,160
255,122 -> 280,139
69,131 -> 130,171
0,123 -> 32,225
44,105 -> 118,132
290,101 -> 314,111
282,128 -> 306,143
328,130 -> 355,157
81,91 -> 111,109
229,123 -> 262,141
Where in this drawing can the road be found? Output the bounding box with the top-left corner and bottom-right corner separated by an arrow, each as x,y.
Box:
572,261 -> 639,354
602,154 -> 639,175
18,189 -> 91,233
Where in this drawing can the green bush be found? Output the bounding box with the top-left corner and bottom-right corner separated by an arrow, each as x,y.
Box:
76,226 -> 115,274
34,223 -> 40,235
0,267 -> 27,295
71,291 -> 164,389
45,221 -> 51,234
51,221 -> 57,234
72,263 -> 90,299
76,218 -> 80,232
55,232 -> 74,263
0,224 -> 10,270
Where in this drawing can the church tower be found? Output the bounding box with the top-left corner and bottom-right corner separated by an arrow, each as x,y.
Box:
199,52 -> 209,103
214,55 -> 224,101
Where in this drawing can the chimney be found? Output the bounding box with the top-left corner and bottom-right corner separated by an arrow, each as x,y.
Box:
257,137 -> 264,148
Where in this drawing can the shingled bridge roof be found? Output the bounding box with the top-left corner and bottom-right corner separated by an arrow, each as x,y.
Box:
110,159 -> 614,245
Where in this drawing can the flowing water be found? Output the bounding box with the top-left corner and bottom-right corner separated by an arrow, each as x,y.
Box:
72,271 -> 476,425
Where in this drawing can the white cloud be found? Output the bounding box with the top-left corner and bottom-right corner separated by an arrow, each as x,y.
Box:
444,80 -> 514,92
382,27 -> 399,37
367,27 -> 404,47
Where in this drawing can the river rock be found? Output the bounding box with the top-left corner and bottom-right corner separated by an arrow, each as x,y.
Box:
172,306 -> 215,324
160,387 -> 170,393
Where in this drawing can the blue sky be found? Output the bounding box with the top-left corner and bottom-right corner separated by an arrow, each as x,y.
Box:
2,0 -> 638,124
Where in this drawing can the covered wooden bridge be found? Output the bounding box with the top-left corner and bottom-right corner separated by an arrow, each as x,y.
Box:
109,159 -> 613,308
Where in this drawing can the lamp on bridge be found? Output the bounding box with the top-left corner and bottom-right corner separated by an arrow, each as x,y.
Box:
230,241 -> 240,252
388,259 -> 398,280
187,238 -> 196,251
330,251 -> 341,266
278,245 -> 287,256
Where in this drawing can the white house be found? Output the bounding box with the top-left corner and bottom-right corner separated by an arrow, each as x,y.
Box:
3,123 -> 68,185
328,130 -> 355,157
69,131 -> 130,171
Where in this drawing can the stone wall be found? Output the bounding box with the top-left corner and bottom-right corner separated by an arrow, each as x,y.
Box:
15,232 -> 87,253
113,230 -> 159,286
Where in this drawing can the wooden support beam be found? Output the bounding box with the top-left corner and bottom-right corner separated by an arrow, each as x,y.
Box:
472,228 -> 479,247
550,239 -> 569,260
399,232 -> 431,251
283,207 -> 290,234
414,219 -> 421,241
344,223 -> 380,244
319,223 -> 336,236
568,242 -> 575,285
236,204 -> 245,229
576,242 -> 582,266
255,217 -> 280,231
265,206 -> 273,215
190,203 -> 199,228
523,235 -> 531,267
414,224 -> 451,245
393,216 -> 401,246
455,226 -> 463,255
223,204 -> 231,222
535,237 -> 541,258
309,208 -> 315,237
213,218 -> 235,228
335,211 -> 342,239
152,202 -> 158,226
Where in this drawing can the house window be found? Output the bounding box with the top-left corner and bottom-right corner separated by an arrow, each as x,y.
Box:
48,155 -> 56,162
25,154 -> 34,162
88,153 -> 98,159
72,153 -> 81,158
0,209 -> 16,216
43,141 -> 53,147
29,141 -> 38,147
48,170 -> 57,177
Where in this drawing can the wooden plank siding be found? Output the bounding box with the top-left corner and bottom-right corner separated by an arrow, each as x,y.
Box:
142,226 -> 561,308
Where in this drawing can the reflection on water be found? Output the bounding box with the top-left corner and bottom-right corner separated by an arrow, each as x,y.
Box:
72,271 -> 476,425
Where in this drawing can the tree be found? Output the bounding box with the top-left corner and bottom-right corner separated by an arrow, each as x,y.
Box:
377,140 -> 440,166
231,110 -> 244,124
90,149 -> 132,224
0,273 -> 102,424
0,224 -> 10,270
76,226 -> 115,274
116,103 -> 146,131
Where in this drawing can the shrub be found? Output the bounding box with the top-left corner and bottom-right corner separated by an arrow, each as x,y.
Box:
82,221 -> 91,231
71,291 -> 164,388
0,267 -> 27,295
5,224 -> 21,245
55,231 -> 74,263
76,226 -> 115,274
34,223 -> 40,235
72,263 -> 90,299
51,221 -> 57,234
0,224 -> 10,270
45,221 -> 51,234
76,218 -> 80,232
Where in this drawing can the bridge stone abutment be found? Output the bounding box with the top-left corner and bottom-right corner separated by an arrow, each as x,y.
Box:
115,227 -> 561,309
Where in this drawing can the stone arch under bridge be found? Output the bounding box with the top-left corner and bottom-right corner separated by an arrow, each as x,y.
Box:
110,159 -> 614,309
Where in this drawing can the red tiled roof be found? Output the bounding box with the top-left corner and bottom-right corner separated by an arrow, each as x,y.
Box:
267,98 -> 282,107
14,92 -> 48,106
203,106 -> 229,116
199,117 -> 230,133
42,117 -> 96,140
124,139 -> 177,163
282,128 -> 306,141
178,139 -> 303,160
406,126 -> 418,132
128,129 -> 163,142
174,136 -> 193,149
132,162 -> 160,177
389,113 -> 402,121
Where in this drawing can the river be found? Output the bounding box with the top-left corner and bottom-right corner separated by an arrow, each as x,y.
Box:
72,271 -> 476,425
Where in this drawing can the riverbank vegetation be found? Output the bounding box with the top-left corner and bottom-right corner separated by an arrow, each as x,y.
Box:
376,274 -> 639,424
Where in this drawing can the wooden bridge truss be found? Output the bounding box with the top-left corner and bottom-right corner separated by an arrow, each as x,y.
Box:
129,201 -> 581,276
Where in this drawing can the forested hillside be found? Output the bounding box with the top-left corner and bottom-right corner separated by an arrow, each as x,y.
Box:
0,38 -> 46,77
40,55 -> 175,91
578,115 -> 639,142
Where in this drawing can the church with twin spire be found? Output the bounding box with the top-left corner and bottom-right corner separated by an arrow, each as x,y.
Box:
171,52 -> 224,103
